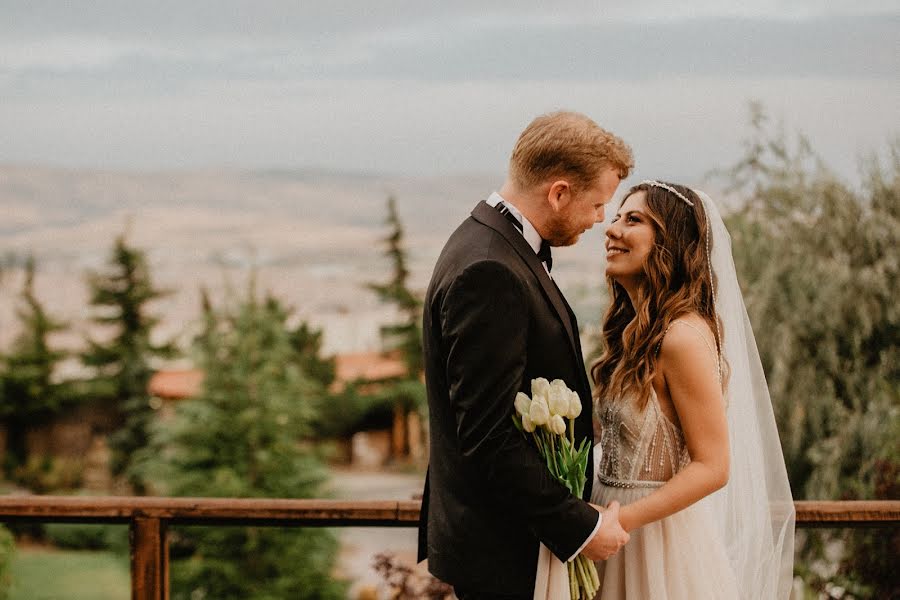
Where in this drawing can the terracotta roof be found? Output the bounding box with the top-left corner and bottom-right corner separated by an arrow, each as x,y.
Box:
149,352 -> 407,400
148,369 -> 204,400
334,351 -> 407,384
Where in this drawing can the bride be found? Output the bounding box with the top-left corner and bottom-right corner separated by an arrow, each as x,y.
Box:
589,180 -> 795,599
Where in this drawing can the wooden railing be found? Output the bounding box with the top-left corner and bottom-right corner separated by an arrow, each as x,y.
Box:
1,496 -> 898,600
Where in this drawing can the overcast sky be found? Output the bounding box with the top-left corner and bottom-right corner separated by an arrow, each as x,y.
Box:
2,1 -> 898,183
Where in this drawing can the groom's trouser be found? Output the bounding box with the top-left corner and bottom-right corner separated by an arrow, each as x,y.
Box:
453,588 -> 532,600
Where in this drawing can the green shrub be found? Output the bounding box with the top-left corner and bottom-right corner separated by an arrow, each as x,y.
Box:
43,523 -> 128,554
12,456 -> 83,493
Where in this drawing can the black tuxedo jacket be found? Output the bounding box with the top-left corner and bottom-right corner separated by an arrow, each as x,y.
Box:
417,201 -> 597,595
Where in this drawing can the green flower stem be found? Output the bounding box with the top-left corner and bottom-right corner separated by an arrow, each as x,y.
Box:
583,555 -> 600,594
568,560 -> 578,600
583,562 -> 595,599
578,556 -> 586,596
573,560 -> 585,599
550,433 -> 559,475
578,556 -> 595,598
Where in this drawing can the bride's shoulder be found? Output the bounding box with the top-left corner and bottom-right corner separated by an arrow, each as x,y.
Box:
658,314 -> 717,367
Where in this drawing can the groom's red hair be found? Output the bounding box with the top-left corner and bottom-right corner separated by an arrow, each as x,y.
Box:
509,110 -> 633,192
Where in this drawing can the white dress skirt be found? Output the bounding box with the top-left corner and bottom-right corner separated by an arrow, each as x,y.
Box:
591,482 -> 740,599
590,391 -> 740,600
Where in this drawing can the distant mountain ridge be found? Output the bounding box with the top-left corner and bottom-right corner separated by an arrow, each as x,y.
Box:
0,163 -> 500,235
0,164 -> 719,355
0,164 -> 503,354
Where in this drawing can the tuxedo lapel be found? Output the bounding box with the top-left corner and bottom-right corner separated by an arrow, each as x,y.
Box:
471,201 -> 579,360
552,281 -> 591,389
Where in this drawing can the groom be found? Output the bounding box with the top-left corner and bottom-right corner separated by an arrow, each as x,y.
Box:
418,111 -> 634,598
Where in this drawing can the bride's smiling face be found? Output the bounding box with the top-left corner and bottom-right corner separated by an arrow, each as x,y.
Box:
604,191 -> 657,284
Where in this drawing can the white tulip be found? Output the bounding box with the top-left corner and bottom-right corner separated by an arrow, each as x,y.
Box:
522,414 -> 536,433
547,385 -> 570,417
514,392 -> 532,417
529,397 -> 551,426
531,377 -> 551,399
550,379 -> 568,393
550,414 -> 567,436
568,390 -> 583,419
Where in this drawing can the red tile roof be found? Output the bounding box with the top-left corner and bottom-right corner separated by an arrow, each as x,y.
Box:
149,352 -> 407,400
334,351 -> 407,384
148,369 -> 204,399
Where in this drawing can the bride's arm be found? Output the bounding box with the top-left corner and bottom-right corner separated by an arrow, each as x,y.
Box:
618,322 -> 729,532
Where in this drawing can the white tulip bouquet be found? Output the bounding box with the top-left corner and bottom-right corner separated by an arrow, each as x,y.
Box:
512,377 -> 600,600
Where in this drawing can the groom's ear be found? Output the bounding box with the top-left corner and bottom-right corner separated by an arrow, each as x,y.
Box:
546,180 -> 573,212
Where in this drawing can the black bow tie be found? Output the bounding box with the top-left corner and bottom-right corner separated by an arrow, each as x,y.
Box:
537,239 -> 553,272
495,201 -> 552,272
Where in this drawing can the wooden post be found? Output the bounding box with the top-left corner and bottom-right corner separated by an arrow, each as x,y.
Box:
131,517 -> 168,600
407,410 -> 423,461
392,404 -> 407,460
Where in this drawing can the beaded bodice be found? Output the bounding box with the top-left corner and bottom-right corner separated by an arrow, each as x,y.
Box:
595,389 -> 690,487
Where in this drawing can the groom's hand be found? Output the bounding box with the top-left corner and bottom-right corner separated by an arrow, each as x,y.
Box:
580,501 -> 629,561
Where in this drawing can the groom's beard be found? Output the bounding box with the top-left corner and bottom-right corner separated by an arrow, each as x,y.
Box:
545,213 -> 587,247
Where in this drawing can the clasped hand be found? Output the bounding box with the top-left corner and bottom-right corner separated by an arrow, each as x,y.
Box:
580,501 -> 630,561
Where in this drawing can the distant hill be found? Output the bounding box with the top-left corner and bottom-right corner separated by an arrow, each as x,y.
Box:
0,164 -> 714,356
0,165 -> 511,355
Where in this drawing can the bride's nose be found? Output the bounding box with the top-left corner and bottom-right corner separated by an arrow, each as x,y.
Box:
606,222 -> 622,240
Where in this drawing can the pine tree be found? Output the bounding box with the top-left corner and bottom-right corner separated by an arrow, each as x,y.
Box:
369,196 -> 424,377
368,197 -> 427,461
0,255 -> 69,469
135,284 -> 344,599
288,321 -> 336,389
257,293 -> 337,388
81,232 -> 174,491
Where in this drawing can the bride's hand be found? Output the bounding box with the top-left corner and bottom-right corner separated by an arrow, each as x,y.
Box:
583,501 -> 629,561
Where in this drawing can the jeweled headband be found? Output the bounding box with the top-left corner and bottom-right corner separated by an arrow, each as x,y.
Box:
639,180 -> 694,207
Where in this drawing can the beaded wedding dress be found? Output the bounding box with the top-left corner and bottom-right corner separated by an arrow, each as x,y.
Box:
588,188 -> 794,600
590,385 -> 740,599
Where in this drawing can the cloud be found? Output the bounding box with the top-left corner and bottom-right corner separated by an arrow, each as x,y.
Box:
2,75 -> 896,181
2,0 -> 896,40
335,16 -> 898,81
0,2 -> 896,179
2,15 -> 896,88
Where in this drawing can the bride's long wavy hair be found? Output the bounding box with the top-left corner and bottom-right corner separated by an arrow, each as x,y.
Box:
590,181 -> 727,409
